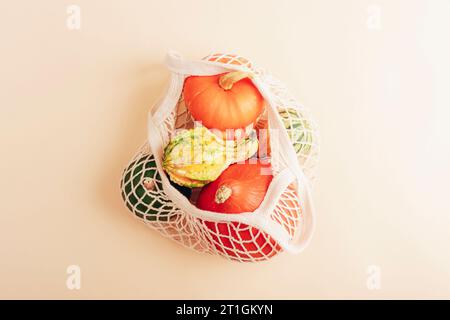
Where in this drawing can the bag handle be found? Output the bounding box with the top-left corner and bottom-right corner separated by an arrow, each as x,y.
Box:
165,50 -> 250,75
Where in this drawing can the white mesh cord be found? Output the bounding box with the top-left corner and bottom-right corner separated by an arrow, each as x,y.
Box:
120,51 -> 320,262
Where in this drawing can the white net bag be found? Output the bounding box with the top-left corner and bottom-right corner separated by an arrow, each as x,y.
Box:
120,51 -> 320,262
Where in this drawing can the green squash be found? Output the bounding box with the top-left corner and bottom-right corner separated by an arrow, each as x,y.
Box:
121,154 -> 181,222
278,108 -> 314,158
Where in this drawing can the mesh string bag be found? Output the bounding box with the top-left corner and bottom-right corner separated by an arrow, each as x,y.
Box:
120,51 -> 320,262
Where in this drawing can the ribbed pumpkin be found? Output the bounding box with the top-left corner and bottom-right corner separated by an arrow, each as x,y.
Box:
196,161 -> 282,260
183,71 -> 264,139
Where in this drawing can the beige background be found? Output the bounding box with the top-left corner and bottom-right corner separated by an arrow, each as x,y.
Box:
1,0 -> 450,299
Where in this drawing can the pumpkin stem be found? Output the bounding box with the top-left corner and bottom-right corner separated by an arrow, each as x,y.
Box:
214,185 -> 232,204
142,178 -> 155,191
219,71 -> 253,90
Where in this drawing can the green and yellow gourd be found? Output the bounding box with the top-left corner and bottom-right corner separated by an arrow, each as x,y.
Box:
278,107 -> 314,158
121,127 -> 258,221
163,127 -> 259,188
121,154 -> 186,222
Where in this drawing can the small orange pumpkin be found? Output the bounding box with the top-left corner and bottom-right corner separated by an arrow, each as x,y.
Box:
197,161 -> 280,260
197,161 -> 302,261
183,71 -> 264,136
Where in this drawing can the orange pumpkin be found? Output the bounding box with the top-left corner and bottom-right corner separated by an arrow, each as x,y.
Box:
183,71 -> 264,137
197,161 -> 279,260
197,161 -> 273,214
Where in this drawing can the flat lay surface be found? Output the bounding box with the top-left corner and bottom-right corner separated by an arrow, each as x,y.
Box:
1,0 -> 450,299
